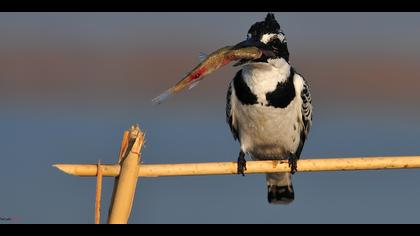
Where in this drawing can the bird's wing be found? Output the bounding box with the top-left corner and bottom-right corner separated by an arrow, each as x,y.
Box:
226,80 -> 239,141
295,73 -> 313,158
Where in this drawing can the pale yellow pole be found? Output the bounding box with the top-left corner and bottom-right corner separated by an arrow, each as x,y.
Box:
54,156 -> 420,177
95,161 -> 103,224
107,125 -> 145,224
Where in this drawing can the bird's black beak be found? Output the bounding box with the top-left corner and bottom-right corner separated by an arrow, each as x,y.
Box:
232,38 -> 267,50
231,38 -> 275,66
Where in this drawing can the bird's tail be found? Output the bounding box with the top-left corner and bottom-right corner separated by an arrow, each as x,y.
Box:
266,173 -> 294,204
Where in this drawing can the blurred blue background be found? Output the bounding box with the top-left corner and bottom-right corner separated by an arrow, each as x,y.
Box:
1,12 -> 420,223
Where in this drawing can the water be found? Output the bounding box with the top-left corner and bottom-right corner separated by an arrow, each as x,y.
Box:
1,105 -> 420,223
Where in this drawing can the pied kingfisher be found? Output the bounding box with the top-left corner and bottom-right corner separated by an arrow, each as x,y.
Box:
226,13 -> 312,204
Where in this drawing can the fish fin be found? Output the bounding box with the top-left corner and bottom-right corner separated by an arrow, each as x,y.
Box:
152,89 -> 173,105
199,52 -> 208,62
188,80 -> 201,90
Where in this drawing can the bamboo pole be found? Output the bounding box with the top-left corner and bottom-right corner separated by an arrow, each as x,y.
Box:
53,124 -> 420,225
95,161 -> 103,224
106,130 -> 131,223
107,125 -> 145,224
54,156 -> 420,177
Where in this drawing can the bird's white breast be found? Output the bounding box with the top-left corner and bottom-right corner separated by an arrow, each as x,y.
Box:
232,59 -> 305,159
241,58 -> 291,104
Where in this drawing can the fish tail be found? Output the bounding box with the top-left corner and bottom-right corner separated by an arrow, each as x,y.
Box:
152,89 -> 174,105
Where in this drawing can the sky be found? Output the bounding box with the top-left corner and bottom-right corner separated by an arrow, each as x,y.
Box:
1,12 -> 420,224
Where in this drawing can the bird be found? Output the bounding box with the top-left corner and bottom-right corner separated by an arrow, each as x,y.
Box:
226,13 -> 312,204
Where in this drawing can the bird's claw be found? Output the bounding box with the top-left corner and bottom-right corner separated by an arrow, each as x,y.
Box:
288,153 -> 298,174
237,151 -> 247,176
237,159 -> 247,176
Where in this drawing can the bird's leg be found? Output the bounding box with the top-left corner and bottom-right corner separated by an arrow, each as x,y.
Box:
288,152 -> 298,174
237,150 -> 247,176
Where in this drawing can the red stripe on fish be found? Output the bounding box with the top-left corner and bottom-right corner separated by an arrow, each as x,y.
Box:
189,66 -> 207,81
222,58 -> 231,65
222,55 -> 238,65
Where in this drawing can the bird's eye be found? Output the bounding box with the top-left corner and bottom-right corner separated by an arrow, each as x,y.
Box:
246,33 -> 252,40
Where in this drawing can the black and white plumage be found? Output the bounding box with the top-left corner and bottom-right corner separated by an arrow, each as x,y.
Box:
226,13 -> 312,204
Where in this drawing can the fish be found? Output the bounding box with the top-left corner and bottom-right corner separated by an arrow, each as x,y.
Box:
152,46 -> 265,104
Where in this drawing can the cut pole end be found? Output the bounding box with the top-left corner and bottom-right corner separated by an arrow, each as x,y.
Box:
53,164 -> 78,176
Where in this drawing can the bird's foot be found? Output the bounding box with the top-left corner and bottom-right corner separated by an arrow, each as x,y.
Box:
288,153 -> 298,175
237,151 -> 247,176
